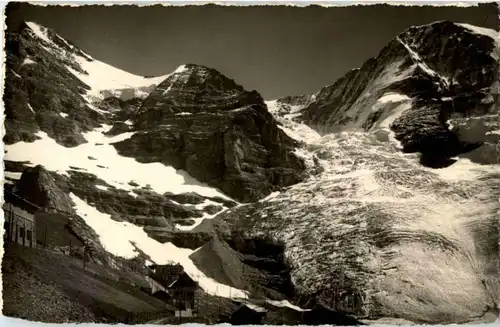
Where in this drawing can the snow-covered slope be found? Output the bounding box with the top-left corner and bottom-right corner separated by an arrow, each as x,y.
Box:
69,192 -> 247,299
4,21 -> 246,301
5,125 -> 230,199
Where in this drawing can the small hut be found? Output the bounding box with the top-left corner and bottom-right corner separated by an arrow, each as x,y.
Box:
229,303 -> 267,325
149,264 -> 199,317
170,272 -> 198,317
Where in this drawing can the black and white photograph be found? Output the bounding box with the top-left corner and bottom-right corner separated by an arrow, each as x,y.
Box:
1,1 -> 499,325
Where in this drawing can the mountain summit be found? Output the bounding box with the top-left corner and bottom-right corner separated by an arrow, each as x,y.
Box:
3,20 -> 500,325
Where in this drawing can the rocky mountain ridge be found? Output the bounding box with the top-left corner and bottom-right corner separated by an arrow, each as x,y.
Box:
3,20 -> 500,324
273,21 -> 499,167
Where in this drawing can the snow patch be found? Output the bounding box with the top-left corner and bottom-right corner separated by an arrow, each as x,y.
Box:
175,206 -> 228,231
370,94 -> 412,149
22,57 -> 36,66
26,22 -> 187,104
458,23 -> 500,60
377,102 -> 412,129
4,172 -> 22,180
446,119 -> 455,130
378,93 -> 410,104
67,57 -> 177,102
161,65 -> 190,95
244,302 -> 267,313
458,23 -> 499,43
396,36 -> 450,87
260,191 -> 281,202
174,199 -> 231,231
430,158 -> 500,182
59,112 -> 69,118
27,103 -> 35,113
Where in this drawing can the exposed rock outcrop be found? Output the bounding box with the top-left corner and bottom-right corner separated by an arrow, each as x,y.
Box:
16,165 -> 73,213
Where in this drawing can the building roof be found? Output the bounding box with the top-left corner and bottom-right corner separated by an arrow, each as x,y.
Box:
150,264 -> 198,290
168,271 -> 197,289
3,191 -> 40,214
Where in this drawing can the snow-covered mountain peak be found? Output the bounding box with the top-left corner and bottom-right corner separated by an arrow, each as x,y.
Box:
157,63 -> 247,96
22,21 -> 178,104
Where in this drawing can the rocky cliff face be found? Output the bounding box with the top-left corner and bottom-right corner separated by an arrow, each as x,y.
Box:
3,20 -> 499,325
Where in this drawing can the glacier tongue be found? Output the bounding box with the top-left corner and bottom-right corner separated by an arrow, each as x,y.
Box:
254,97 -> 500,322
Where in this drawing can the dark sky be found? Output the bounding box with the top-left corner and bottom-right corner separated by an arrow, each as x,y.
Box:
6,3 -> 499,99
